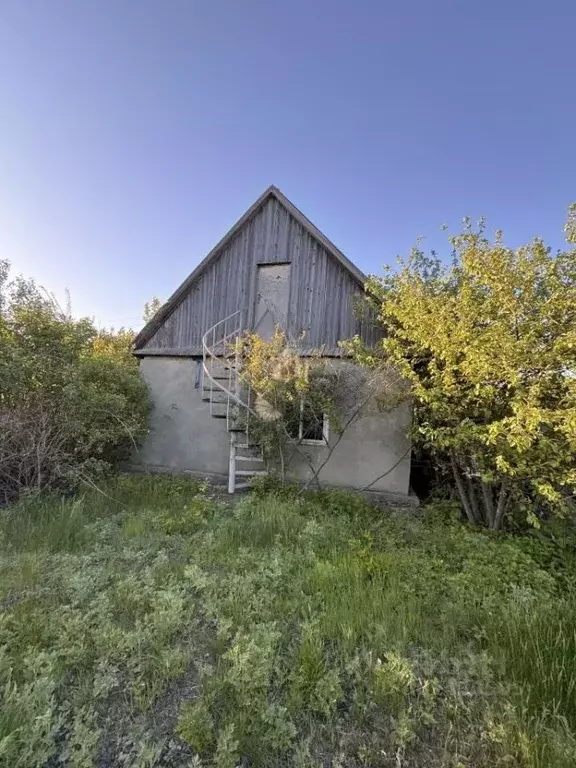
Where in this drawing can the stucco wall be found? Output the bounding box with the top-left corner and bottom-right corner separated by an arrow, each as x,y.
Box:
134,357 -> 230,478
275,360 -> 412,495
134,357 -> 412,497
285,403 -> 412,496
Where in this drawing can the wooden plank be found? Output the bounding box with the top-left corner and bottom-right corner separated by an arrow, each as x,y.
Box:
278,203 -> 291,262
134,186 -> 366,350
134,187 -> 377,357
269,186 -> 366,284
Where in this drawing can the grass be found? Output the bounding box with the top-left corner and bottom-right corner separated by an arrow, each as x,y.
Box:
1,476 -> 576,767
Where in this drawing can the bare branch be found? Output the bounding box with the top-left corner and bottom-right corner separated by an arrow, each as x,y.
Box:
358,446 -> 412,492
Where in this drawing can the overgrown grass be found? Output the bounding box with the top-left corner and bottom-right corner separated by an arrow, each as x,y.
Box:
1,476 -> 575,766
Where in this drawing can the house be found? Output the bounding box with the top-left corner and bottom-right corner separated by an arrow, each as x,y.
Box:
133,186 -> 413,501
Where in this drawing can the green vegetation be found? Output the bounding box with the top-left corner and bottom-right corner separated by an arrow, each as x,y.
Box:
0,260 -> 149,503
1,475 -> 576,766
350,206 -> 576,528
237,329 -> 405,490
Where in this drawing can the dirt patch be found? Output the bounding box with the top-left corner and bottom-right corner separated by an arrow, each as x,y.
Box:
145,661 -> 200,767
94,661 -> 199,767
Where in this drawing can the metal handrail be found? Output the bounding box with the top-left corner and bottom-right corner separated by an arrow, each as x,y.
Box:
201,309 -> 258,433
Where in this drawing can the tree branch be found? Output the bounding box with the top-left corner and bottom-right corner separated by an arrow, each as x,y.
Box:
467,476 -> 481,524
358,445 -> 412,492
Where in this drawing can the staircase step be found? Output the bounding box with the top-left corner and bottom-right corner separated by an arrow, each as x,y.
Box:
233,482 -> 252,491
236,455 -> 264,462
236,443 -> 259,449
212,414 -> 227,419
203,379 -> 234,387
209,368 -> 231,377
203,388 -> 236,397
202,394 -> 228,402
235,470 -> 268,477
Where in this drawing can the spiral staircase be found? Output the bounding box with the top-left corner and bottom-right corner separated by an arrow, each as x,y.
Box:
201,309 -> 268,493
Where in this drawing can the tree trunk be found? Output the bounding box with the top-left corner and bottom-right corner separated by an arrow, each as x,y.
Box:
480,481 -> 495,528
492,481 -> 509,531
450,453 -> 477,525
467,476 -> 481,524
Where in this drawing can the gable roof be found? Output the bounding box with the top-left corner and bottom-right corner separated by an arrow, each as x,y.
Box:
134,185 -> 366,350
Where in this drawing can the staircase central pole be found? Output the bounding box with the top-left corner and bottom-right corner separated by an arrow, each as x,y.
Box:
228,431 -> 237,494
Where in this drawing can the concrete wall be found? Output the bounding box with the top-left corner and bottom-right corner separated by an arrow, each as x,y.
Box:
134,357 -> 230,478
134,357 -> 412,497
285,402 -> 412,496
274,360 -> 412,496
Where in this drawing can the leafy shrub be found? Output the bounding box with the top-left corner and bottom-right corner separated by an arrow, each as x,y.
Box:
0,655 -> 58,767
351,207 -> 576,529
249,473 -> 300,499
308,487 -> 375,519
161,494 -> 216,535
0,261 -> 149,501
214,723 -> 240,768
511,520 -> 576,591
371,652 -> 415,712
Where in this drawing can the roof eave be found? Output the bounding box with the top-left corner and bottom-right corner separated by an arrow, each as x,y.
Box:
133,186 -> 277,349
268,186 -> 366,285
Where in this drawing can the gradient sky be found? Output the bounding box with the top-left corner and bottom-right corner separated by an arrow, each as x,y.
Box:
0,1 -> 574,329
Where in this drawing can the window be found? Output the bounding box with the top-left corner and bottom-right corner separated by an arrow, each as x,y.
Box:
288,400 -> 329,445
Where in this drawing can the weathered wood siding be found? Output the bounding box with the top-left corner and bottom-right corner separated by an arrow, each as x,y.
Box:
141,197 -> 379,356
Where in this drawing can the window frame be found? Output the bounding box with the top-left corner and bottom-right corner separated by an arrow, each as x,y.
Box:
295,400 -> 329,446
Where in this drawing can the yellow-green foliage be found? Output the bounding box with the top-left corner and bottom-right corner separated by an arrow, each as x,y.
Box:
236,329 -> 338,465
354,206 -> 576,527
237,328 -> 310,403
177,700 -> 214,752
237,330 -> 403,487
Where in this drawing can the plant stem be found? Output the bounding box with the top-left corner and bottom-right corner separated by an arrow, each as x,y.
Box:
450,453 -> 477,525
480,480 -> 495,528
492,480 -> 509,531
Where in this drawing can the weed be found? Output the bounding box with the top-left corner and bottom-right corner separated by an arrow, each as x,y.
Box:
177,700 -> 214,752
1,478 -> 576,767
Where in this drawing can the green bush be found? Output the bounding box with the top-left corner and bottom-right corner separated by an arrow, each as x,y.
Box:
0,261 -> 149,501
161,493 -> 216,535
249,473 -> 301,499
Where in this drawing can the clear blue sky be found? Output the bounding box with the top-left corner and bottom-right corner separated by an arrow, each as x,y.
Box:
0,1 -> 574,329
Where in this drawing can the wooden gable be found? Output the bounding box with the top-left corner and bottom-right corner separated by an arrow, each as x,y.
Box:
134,186 -> 377,356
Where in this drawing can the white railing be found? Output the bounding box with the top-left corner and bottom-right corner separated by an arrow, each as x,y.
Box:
201,308 -> 258,433
202,309 -> 278,492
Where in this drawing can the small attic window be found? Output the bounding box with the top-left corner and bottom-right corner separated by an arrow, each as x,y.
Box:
256,260 -> 292,266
